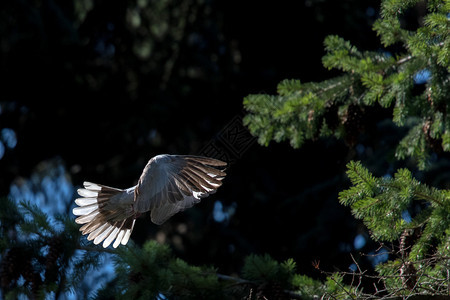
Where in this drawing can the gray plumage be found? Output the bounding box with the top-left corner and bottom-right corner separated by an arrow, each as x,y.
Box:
73,154 -> 227,248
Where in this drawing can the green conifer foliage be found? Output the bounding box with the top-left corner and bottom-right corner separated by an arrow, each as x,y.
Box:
0,197 -> 101,299
244,0 -> 449,169
109,240 -> 225,300
339,161 -> 450,296
242,0 -> 450,297
0,193 -> 355,299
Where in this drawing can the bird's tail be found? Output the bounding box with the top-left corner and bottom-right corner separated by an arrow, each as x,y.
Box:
73,182 -> 136,248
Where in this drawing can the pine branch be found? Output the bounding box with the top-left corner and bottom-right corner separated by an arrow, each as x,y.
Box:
243,0 -> 450,170
340,161 -> 450,243
0,196 -> 108,299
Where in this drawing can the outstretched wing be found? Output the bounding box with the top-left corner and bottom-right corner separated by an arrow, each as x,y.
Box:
134,154 -> 227,225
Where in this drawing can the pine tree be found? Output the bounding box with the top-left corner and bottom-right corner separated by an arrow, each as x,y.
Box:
242,0 -> 450,298
243,0 -> 449,170
339,161 -> 450,297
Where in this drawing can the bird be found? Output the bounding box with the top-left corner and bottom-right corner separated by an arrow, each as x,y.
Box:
72,154 -> 227,248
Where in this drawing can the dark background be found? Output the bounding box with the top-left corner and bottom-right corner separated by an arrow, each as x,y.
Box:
1,0 -> 391,289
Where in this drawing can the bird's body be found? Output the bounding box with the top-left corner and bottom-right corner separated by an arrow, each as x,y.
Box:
73,154 -> 227,248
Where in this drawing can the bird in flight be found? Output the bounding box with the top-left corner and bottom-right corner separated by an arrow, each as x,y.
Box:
73,154 -> 227,248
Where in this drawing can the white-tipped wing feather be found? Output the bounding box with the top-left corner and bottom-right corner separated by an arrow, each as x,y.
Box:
73,182 -> 136,248
134,154 -> 227,225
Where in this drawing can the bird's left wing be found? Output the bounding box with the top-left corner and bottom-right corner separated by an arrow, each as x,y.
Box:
134,154 -> 227,225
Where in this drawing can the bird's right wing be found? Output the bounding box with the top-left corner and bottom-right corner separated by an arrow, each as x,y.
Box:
134,154 -> 227,225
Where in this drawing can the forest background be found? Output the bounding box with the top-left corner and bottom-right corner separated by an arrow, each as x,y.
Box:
0,0 -> 449,299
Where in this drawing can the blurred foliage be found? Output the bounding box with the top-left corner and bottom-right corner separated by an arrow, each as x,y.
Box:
0,196 -> 351,299
0,197 -> 101,299
108,241 -> 224,299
